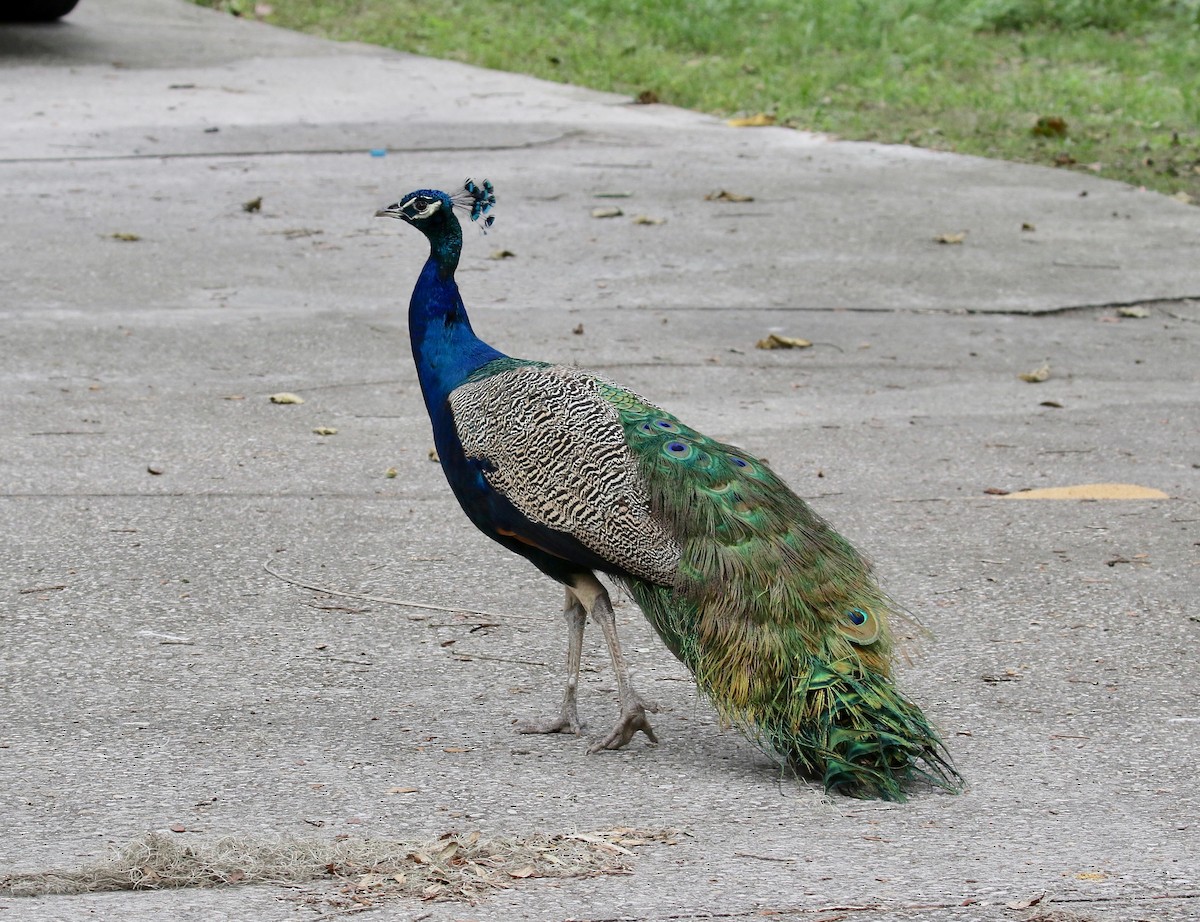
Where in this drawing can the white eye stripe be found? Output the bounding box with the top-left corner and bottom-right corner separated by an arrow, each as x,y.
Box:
400,195 -> 442,218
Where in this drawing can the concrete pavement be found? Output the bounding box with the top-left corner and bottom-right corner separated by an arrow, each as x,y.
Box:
2,1 -> 1198,920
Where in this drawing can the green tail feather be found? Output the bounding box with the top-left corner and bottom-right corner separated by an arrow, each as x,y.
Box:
625,580 -> 961,801
596,383 -> 963,801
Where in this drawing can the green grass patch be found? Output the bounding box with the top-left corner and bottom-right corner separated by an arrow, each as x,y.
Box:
203,0 -> 1199,202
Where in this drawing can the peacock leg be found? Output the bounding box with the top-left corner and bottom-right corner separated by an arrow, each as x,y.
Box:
570,573 -> 659,752
516,588 -> 586,735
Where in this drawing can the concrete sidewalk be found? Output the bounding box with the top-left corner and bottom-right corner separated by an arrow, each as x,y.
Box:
2,1 -> 1198,920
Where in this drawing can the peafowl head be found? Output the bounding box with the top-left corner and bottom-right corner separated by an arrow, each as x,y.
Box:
375,179 -> 495,244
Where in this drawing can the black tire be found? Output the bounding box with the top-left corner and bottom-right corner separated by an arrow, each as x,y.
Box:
0,0 -> 80,21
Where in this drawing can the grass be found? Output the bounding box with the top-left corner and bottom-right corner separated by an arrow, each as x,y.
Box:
201,0 -> 1199,202
1,828 -> 676,908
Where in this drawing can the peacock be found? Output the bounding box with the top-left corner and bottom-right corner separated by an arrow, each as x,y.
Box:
375,179 -> 961,801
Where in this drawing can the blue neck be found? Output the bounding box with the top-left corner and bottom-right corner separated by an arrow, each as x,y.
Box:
408,246 -> 505,419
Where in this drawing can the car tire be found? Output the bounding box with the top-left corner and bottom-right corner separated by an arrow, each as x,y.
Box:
1,0 -> 81,21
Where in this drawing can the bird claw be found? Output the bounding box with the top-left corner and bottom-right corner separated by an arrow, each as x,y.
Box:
586,701 -> 659,753
516,712 -> 584,736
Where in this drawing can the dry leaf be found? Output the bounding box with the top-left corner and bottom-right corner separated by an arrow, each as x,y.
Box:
934,231 -> 967,244
705,190 -> 754,202
756,333 -> 813,350
983,487 -> 1010,495
269,392 -> 304,405
1039,399 -> 1063,408
242,196 -> 262,213
387,786 -> 419,794
442,746 -> 471,753
594,191 -> 633,199
385,467 -> 397,479
1018,362 -> 1051,383
1004,483 -> 1168,500
1031,115 -> 1068,137
312,427 -> 337,436
635,90 -> 659,105
508,866 -> 537,879
727,113 -> 776,127
1075,871 -> 1107,881
1117,306 -> 1150,318
1021,222 -> 1036,231
168,823 -> 187,833
427,447 -> 439,463
591,206 -> 623,218
572,323 -> 585,335
489,249 -> 516,259
1005,892 -> 1045,910
1173,191 -> 1195,205
147,464 -> 165,476
632,215 -> 665,225
110,232 -> 141,241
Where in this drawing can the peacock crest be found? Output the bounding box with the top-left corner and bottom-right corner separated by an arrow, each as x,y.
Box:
451,178 -> 496,230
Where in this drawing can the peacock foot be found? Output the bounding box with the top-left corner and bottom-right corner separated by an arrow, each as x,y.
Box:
516,707 -> 584,736
587,698 -> 659,753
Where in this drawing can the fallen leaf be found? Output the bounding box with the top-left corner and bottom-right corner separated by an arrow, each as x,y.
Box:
632,214 -> 666,225
635,90 -> 659,104
1117,306 -> 1150,318
1039,400 -> 1063,408
386,786 -> 419,794
242,196 -> 262,213
221,394 -> 245,400
1173,191 -> 1195,205
312,427 -> 338,436
168,823 -> 187,833
1054,152 -> 1076,166
1031,116 -> 1067,137
1005,483 -> 1168,500
385,467 -> 398,479
110,232 -> 141,241
1018,362 -> 1051,383
756,333 -> 813,350
1005,892 -> 1045,910
1076,871 -> 1107,881
508,866 -> 537,879
147,464 -> 165,476
572,323 -> 585,335
594,191 -> 633,199
983,487 -> 1010,496
489,249 -> 516,259
591,206 -> 623,218
1021,222 -> 1036,232
727,113 -> 776,127
269,392 -> 304,405
442,746 -> 472,753
934,231 -> 967,244
427,447 -> 439,463
705,190 -> 754,202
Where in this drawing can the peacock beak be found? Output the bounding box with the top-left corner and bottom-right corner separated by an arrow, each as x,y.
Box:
375,204 -> 405,220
